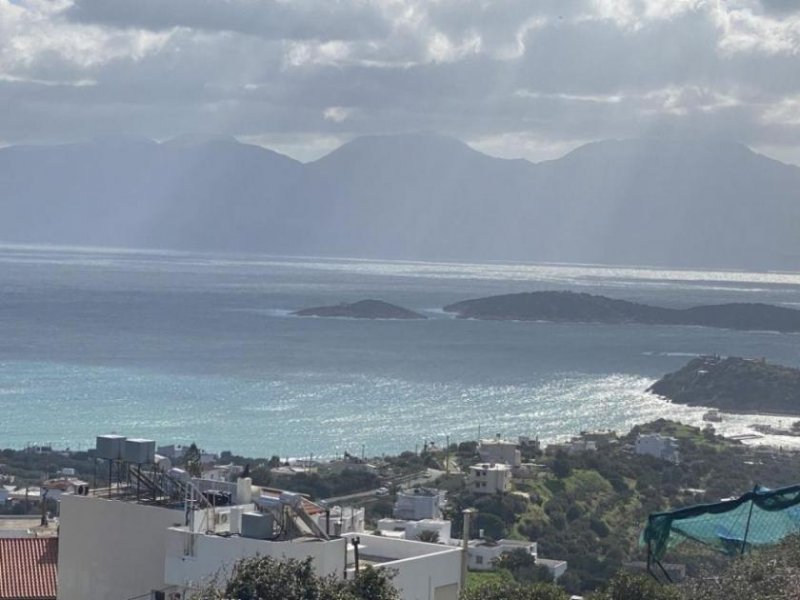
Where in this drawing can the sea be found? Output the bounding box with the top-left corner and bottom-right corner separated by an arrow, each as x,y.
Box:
1,244 -> 799,459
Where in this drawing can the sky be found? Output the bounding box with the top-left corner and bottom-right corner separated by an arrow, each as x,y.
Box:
2,0 -> 800,164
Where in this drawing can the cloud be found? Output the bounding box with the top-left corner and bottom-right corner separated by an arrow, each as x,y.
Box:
65,0 -> 392,41
323,106 -> 352,123
2,0 -> 800,163
759,0 -> 800,16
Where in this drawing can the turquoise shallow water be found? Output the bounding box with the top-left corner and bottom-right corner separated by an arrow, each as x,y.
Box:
1,245 -> 799,457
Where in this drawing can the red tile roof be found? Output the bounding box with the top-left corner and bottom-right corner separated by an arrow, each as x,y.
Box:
0,538 -> 58,599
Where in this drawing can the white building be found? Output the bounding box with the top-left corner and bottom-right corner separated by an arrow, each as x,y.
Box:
321,459 -> 377,475
478,439 -> 521,468
564,439 -> 598,456
57,481 -> 461,600
165,509 -> 462,600
467,538 -> 537,570
393,488 -> 446,520
201,462 -> 244,482
8,487 -> 41,506
538,557 -> 569,580
57,493 -> 186,600
635,434 -> 680,464
468,464 -> 511,495
466,538 -> 566,580
41,477 -> 89,502
377,518 -> 452,542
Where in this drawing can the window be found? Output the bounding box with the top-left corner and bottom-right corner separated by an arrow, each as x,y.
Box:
476,556 -> 484,565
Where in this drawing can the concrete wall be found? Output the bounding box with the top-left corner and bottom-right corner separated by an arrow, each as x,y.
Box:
57,495 -> 185,600
343,534 -> 462,600
164,529 -> 347,590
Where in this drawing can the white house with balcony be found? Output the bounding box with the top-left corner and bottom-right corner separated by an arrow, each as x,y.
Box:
468,463 -> 511,494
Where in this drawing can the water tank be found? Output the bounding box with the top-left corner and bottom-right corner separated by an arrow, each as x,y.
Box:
241,511 -> 274,539
169,467 -> 189,482
229,507 -> 243,535
124,438 -> 156,464
236,477 -> 252,504
154,454 -> 172,471
280,491 -> 303,509
96,435 -> 126,460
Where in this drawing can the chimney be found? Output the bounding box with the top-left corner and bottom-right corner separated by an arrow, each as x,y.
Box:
460,508 -> 477,592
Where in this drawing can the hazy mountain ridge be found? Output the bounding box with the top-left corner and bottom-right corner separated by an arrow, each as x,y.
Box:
1,133 -> 799,269
443,291 -> 800,332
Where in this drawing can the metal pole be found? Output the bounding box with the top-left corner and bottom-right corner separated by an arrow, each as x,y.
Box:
352,537 -> 361,574
446,435 -> 450,475
741,486 -> 758,555
460,508 -> 477,593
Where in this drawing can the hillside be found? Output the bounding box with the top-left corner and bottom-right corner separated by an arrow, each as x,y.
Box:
1,134 -> 800,269
442,291 -> 800,332
293,300 -> 426,319
648,356 -> 800,414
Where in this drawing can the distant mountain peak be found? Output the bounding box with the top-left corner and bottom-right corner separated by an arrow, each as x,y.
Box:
162,133 -> 241,147
312,131 -> 503,167
1,133 -> 799,269
89,134 -> 157,147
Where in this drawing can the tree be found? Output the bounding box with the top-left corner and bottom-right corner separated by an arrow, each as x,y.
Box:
494,549 -> 554,585
591,572 -> 681,600
416,529 -> 440,543
192,556 -> 399,600
477,512 -> 507,540
460,581 -> 568,600
184,443 -> 202,478
551,453 -> 572,479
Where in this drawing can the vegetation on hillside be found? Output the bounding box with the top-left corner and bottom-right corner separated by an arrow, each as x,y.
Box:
191,556 -> 399,600
649,355 -> 800,414
441,420 -> 800,593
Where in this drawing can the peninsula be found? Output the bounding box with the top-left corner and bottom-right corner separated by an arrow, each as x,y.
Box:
442,291 -> 800,332
648,355 -> 800,415
293,299 -> 426,320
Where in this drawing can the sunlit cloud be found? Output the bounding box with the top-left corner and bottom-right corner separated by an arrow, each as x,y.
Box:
1,0 -> 800,163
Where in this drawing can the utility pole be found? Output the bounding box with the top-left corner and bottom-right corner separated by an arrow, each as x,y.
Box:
446,434 -> 450,475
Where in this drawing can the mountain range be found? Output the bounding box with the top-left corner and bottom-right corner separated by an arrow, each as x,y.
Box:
1,133 -> 798,269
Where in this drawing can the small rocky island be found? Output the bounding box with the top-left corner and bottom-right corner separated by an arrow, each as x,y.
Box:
293,299 -> 426,320
442,291 -> 800,332
648,356 -> 800,415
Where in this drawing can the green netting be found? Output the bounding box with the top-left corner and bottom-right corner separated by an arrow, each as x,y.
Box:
642,484 -> 800,561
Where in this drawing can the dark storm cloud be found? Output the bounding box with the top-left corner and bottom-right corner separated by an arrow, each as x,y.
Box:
760,0 -> 800,15
65,0 -> 391,41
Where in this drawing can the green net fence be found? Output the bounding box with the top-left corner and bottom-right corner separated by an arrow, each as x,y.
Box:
642,484 -> 800,561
